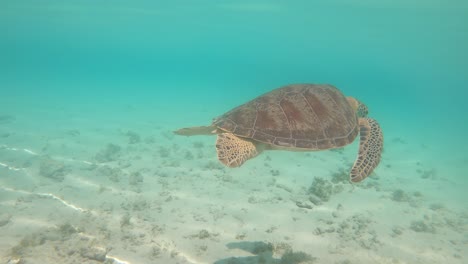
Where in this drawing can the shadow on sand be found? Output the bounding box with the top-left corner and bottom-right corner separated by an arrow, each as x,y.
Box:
213,241 -> 315,264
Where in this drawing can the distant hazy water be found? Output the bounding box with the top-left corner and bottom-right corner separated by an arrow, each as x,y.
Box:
1,0 -> 467,175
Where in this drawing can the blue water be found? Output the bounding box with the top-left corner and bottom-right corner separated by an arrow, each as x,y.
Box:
3,1 -> 468,135
1,1 -> 467,263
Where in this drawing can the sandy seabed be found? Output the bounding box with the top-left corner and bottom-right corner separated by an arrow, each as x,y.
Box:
0,106 -> 467,264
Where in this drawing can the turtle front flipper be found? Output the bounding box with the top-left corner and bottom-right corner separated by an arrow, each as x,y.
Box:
216,133 -> 260,167
350,118 -> 383,182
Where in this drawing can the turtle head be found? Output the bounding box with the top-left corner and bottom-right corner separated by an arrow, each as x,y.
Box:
356,101 -> 369,117
347,97 -> 368,118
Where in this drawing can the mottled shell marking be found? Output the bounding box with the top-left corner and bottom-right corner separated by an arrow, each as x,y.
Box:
213,84 -> 359,150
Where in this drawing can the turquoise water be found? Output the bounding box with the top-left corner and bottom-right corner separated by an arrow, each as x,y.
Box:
1,1 -> 467,263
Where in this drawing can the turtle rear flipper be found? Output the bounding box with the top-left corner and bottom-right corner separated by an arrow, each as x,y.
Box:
350,118 -> 383,182
216,133 -> 260,167
174,126 -> 216,136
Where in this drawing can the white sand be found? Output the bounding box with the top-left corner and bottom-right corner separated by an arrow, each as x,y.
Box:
1,101 -> 467,264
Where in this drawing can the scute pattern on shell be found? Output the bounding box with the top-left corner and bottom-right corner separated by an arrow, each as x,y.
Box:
213,84 -> 359,150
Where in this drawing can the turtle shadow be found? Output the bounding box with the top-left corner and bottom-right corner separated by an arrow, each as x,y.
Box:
213,241 -> 314,264
214,241 -> 275,264
0,114 -> 15,124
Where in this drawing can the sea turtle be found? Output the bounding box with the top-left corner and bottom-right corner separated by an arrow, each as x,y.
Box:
174,84 -> 383,182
